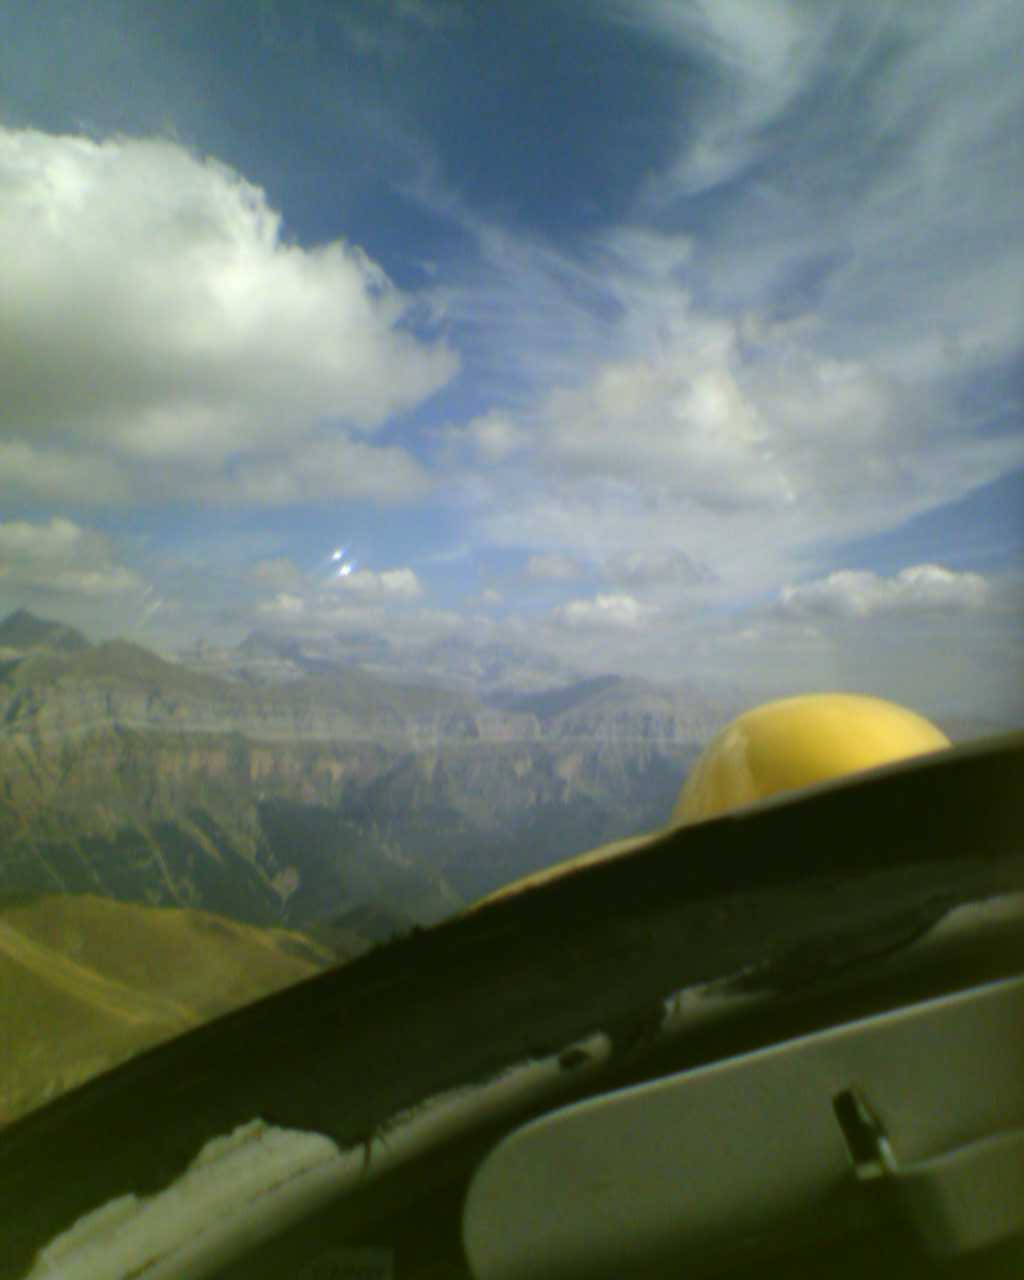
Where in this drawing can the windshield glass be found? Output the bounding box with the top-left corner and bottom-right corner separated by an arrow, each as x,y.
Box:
1,0 -> 1022,1129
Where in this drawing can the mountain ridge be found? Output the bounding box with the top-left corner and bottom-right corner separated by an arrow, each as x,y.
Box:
0,612 -> 726,929
0,631 -> 521,746
0,609 -> 90,657
0,617 -> 729,745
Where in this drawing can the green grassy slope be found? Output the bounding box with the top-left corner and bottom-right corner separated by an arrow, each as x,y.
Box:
0,893 -> 334,1125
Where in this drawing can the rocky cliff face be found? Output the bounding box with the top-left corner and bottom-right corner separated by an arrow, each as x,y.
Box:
0,618 -> 722,928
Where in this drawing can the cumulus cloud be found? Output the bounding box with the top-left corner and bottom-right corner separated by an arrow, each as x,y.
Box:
442,410 -> 527,464
331,567 -> 424,600
526,553 -> 585,581
543,330 -> 788,510
247,561 -> 425,648
214,437 -> 430,506
260,592 -> 306,617
0,517 -> 142,596
248,558 -> 306,590
553,593 -> 655,631
534,300 -> 994,530
0,126 -> 455,504
254,589 -> 460,652
603,547 -> 707,587
777,565 -> 992,620
0,442 -> 134,505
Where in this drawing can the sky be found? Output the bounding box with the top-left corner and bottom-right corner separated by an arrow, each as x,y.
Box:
0,0 -> 1021,719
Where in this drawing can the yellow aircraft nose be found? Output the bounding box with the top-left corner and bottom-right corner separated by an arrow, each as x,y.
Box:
673,693 -> 950,826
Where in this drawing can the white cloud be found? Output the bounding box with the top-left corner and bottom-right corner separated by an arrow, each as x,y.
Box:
215,436 -> 431,506
0,442 -> 134,505
0,517 -> 142,596
632,2 -> 1024,372
0,126 -> 456,504
543,318 -> 784,506
330,567 -> 424,600
0,518 -> 88,562
532,287 -> 1015,532
777,565 -> 992,620
553,593 -> 655,631
442,410 -> 527,464
248,558 -> 305,590
467,254 -> 1020,600
250,562 -> 425,643
617,0 -> 829,200
526,553 -> 585,581
253,592 -> 459,652
260,592 -> 306,617
603,548 -> 707,587
448,0 -> 1023,590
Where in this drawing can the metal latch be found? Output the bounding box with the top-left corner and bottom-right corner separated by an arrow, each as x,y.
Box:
834,1087 -> 1024,1257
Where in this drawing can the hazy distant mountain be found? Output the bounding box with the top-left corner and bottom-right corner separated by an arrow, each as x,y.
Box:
1,636 -> 495,743
0,608 -> 90,657
1,625 -> 725,750
178,631 -> 586,699
491,674 -> 739,742
0,616 -> 725,926
392,635 -> 584,696
236,629 -> 304,661
177,635 -> 308,686
489,674 -> 626,718
233,629 -> 349,678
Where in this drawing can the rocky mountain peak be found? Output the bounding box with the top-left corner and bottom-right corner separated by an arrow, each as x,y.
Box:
0,609 -> 91,655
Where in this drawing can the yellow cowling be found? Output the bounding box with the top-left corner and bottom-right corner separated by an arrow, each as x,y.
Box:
672,692 -> 950,826
469,692 -> 950,912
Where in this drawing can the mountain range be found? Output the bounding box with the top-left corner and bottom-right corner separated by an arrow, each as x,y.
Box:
0,611 -> 729,932
177,627 -> 587,697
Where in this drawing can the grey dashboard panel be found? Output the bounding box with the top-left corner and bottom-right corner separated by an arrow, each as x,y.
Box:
464,976 -> 1024,1279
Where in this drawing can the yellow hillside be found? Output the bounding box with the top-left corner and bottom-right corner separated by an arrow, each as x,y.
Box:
0,894 -> 334,1126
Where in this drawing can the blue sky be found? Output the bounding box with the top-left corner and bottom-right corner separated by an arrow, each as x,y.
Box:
0,0 -> 1021,717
